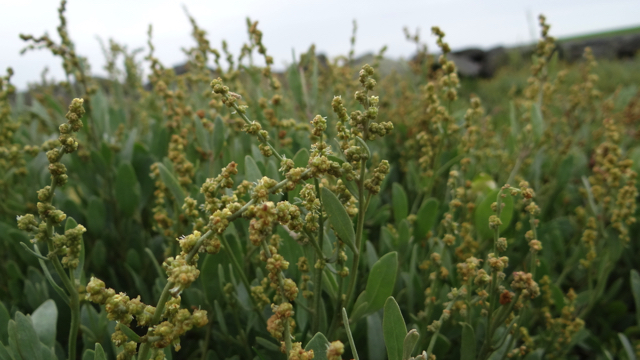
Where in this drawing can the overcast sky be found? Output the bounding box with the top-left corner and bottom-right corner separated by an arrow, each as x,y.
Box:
1,0 -> 639,89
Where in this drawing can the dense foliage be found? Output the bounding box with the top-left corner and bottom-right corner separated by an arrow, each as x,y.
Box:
1,2 -> 640,360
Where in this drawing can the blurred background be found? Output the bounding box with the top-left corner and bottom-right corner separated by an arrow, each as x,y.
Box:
1,0 -> 639,89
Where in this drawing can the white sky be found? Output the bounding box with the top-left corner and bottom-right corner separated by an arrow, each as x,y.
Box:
1,0 -> 639,89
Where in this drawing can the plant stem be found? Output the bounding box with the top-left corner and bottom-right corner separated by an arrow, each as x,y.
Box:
218,234 -> 267,327
344,159 -> 366,310
425,294 -> 458,358
260,241 -> 292,357
39,147 -> 81,360
312,178 -> 325,333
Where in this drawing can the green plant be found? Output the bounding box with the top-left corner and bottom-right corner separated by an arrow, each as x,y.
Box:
1,3 -> 640,360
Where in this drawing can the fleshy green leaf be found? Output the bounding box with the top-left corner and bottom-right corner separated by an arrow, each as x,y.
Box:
305,332 -> 330,360
156,162 -> 186,207
30,300 -> 57,349
14,312 -> 42,360
367,313 -> 386,360
82,349 -> 95,360
93,343 -> 106,360
244,155 -> 262,183
39,343 -> 55,360
212,115 -> 225,156
364,252 -> 398,315
342,308 -> 359,360
619,333 -> 636,360
321,187 -> 357,254
293,148 -> 310,168
460,322 -> 476,360
474,189 -> 514,239
115,162 -> 141,217
631,270 -> 640,326
255,337 -> 280,352
392,183 -> 408,225
86,197 -> 106,235
530,103 -> 544,142
402,329 -> 419,360
118,323 -> 141,343
383,297 -> 406,360
0,300 -> 10,344
414,198 -> 439,241
0,342 -> 14,360
194,115 -> 211,152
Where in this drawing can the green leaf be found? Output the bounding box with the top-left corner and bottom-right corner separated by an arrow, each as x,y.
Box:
39,343 -> 55,360
255,337 -> 280,352
14,312 -> 42,360
93,343 -> 106,360
367,313 -> 386,360
631,270 -> 640,326
30,300 -> 57,349
194,115 -> 211,152
156,162 -> 186,207
212,116 -> 225,157
117,324 -> 141,343
403,329 -> 419,360
321,187 -> 357,254
244,155 -> 262,183
530,103 -> 544,142
86,197 -> 106,235
342,308 -> 359,360
364,252 -> 398,314
508,101 -> 519,139
460,322 -> 476,360
0,299 -> 10,344
619,333 -> 636,360
81,349 -> 95,360
293,148 -> 310,168
383,297 -> 407,360
214,300 -> 228,335
556,155 -> 574,188
0,342 -> 14,360
115,162 -> 141,217
414,198 -> 439,241
119,128 -> 138,163
305,332 -> 330,360
474,189 -> 514,240
523,349 -> 543,360
392,183 -> 408,225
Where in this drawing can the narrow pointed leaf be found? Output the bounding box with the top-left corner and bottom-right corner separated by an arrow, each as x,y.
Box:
383,297 -> 406,360
364,252 -> 398,314
244,155 -> 262,183
156,162 -> 186,207
93,343 -> 107,360
414,198 -> 439,241
321,187 -> 357,254
631,270 -> 640,326
460,322 -> 476,360
403,329 -> 419,360
392,183 -> 408,225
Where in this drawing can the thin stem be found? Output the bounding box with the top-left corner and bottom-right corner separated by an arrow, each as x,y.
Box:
260,241 -> 292,356
425,293 -> 458,358
312,178 -> 325,333
68,270 -> 80,360
38,146 -> 80,360
218,234 -> 267,326
230,102 -> 283,162
344,159 -> 367,310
